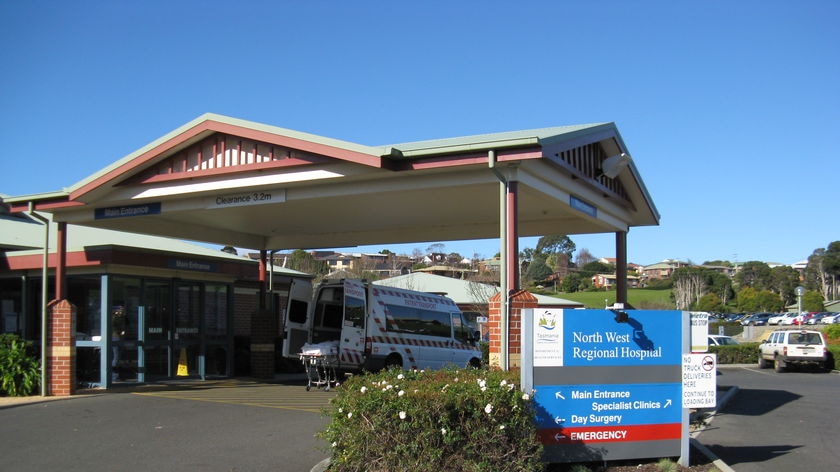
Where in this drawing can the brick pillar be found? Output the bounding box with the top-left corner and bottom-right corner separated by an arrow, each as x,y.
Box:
250,309 -> 277,379
488,290 -> 538,370
47,299 -> 76,396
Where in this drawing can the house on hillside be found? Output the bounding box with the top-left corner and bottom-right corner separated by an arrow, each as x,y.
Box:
641,259 -> 691,280
591,273 -> 641,290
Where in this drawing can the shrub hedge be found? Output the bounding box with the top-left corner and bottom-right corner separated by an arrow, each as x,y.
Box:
0,334 -> 40,397
319,367 -> 543,472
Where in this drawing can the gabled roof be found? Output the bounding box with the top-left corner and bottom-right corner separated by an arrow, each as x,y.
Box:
6,114 -> 660,253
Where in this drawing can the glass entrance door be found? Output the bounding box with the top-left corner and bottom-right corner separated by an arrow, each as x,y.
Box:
143,280 -> 172,380
173,282 -> 202,378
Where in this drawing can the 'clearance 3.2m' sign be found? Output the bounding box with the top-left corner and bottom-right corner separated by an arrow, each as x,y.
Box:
522,309 -> 688,464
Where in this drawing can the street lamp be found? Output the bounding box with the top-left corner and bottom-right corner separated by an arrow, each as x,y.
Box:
795,286 -> 805,320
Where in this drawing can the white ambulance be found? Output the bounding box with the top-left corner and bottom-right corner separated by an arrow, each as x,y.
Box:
282,278 -> 482,371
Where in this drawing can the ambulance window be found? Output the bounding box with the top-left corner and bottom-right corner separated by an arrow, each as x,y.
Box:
452,313 -> 470,343
322,304 -> 342,329
288,299 -> 308,324
345,296 -> 365,329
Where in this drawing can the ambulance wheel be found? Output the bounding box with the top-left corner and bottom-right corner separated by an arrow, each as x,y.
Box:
468,358 -> 482,369
306,385 -> 311,391
383,355 -> 402,371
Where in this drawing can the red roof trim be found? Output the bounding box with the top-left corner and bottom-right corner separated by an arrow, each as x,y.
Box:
120,156 -> 329,186
70,119 -> 383,200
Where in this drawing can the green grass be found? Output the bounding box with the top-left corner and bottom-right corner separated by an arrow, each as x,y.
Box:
540,288 -> 675,309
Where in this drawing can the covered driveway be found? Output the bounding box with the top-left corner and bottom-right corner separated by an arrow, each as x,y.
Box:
7,113 -> 659,390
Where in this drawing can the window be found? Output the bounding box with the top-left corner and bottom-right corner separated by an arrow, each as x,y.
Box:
344,296 -> 365,329
385,304 -> 452,338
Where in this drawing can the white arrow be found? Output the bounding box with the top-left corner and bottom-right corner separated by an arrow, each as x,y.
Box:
554,433 -> 566,441
555,391 -> 565,400
664,399 -> 672,408
554,416 -> 565,425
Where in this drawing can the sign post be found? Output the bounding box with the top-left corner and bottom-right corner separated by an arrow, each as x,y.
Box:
522,309 -> 689,464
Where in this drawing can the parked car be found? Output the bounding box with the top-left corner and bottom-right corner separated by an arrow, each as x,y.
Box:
807,312 -> 830,325
740,312 -> 773,326
708,335 -> 739,346
758,329 -> 833,372
821,313 -> 840,324
768,313 -> 797,325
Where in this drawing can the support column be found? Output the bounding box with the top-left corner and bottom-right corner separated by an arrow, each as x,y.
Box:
250,250 -> 276,378
615,231 -> 628,307
47,299 -> 76,396
488,289 -> 537,370
56,222 -> 67,300
506,181 -> 520,291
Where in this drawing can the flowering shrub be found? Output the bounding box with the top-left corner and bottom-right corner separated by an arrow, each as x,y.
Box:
319,367 -> 543,471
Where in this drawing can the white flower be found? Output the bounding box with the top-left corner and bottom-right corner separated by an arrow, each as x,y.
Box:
331,442 -> 337,447
338,407 -> 343,413
522,393 -> 530,401
347,412 -> 353,419
477,379 -> 486,388
441,428 -> 447,435
484,403 -> 493,414
397,373 -> 404,380
500,379 -> 508,387
499,425 -> 506,430
360,386 -> 367,393
398,390 -> 405,397
399,411 -> 407,420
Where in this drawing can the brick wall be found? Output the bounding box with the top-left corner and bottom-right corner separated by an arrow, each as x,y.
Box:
47,298 -> 76,396
487,290 -> 538,369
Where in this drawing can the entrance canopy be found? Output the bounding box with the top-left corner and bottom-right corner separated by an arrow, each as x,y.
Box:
8,113 -> 659,252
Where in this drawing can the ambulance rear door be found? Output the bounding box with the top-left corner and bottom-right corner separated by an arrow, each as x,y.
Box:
281,278 -> 313,359
339,279 -> 367,369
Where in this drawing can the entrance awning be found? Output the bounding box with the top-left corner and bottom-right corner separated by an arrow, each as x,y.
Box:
7,113 -> 659,252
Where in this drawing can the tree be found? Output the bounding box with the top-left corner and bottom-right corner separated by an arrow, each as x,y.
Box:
768,265 -> 802,305
574,248 -> 596,268
579,261 -> 612,279
736,286 -> 783,312
672,267 -> 706,310
559,272 -> 583,292
802,290 -> 825,312
286,249 -> 327,276
695,293 -> 726,313
523,256 -> 552,286
806,241 -> 840,301
734,261 -> 772,290
535,235 -> 576,260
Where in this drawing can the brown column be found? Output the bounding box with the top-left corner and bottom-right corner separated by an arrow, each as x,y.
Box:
55,221 -> 67,300
488,289 -> 538,370
47,299 -> 76,396
506,181 -> 520,291
616,231 -> 628,307
250,250 -> 276,378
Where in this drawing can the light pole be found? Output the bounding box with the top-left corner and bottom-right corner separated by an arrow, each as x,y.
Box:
795,286 -> 805,322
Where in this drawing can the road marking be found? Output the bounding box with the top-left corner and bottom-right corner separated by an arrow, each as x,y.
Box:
132,381 -> 336,413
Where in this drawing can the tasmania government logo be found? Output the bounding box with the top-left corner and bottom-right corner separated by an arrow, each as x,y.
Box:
538,310 -> 557,330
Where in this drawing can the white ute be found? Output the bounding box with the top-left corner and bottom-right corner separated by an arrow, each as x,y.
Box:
758,329 -> 833,372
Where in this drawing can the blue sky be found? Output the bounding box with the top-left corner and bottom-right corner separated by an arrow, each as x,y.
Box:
1,1 -> 837,266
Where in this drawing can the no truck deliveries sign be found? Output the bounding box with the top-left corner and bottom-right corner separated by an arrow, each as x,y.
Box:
523,309 -> 688,463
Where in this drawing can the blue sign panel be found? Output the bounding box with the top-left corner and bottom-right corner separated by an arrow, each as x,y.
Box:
562,310 -> 681,366
95,202 -> 162,220
524,309 -> 687,463
534,382 -> 681,429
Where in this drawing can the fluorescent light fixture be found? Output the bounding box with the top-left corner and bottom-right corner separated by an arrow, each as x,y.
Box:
131,170 -> 344,199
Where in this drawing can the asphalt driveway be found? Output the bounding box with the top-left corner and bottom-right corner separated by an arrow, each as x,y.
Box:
0,379 -> 334,472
